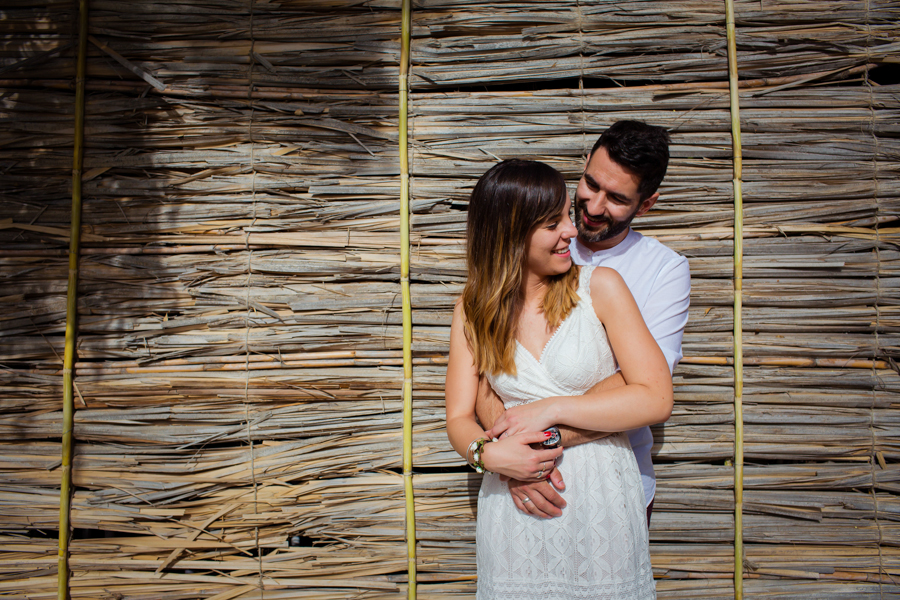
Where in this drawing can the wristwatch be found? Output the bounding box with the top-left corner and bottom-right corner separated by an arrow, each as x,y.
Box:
542,426 -> 561,449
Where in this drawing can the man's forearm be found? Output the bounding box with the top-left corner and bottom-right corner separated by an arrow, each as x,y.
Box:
474,376 -> 506,430
558,426 -> 610,447
558,370 -> 625,446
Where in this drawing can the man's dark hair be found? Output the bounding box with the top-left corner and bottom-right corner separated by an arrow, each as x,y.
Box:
590,120 -> 670,200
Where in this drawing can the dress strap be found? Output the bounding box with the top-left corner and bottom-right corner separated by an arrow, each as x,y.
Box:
578,265 -> 595,299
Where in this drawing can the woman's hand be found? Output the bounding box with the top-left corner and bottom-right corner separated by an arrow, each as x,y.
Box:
481,430 -> 562,481
484,399 -> 556,440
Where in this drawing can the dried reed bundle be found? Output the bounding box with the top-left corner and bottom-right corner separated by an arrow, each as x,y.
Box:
408,1 -> 899,88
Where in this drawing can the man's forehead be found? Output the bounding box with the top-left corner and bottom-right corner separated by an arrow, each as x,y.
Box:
582,149 -> 642,198
585,147 -> 636,174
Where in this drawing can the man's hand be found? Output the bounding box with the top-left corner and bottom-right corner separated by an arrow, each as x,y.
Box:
508,470 -> 567,518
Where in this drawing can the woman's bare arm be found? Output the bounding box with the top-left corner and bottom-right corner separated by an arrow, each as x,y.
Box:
485,268 -> 673,438
446,302 -> 563,480
475,375 -> 616,447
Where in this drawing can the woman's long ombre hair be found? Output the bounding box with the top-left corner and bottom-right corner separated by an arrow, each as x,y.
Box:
462,159 -> 580,376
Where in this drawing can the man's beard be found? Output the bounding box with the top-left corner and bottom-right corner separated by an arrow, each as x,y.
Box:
573,198 -> 640,244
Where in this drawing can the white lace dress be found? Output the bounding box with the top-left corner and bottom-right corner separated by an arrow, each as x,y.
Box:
478,266 -> 656,599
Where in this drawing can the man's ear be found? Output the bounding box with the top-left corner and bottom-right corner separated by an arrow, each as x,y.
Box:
635,192 -> 659,218
582,152 -> 592,172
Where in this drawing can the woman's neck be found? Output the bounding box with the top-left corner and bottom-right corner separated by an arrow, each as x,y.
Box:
520,270 -> 549,310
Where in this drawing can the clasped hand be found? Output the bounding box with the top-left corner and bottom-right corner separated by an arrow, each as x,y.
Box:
484,430 -> 562,482
484,398 -> 555,440
483,399 -> 569,518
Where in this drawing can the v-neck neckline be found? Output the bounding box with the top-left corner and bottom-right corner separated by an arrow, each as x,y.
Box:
516,308 -> 575,365
515,266 -> 589,366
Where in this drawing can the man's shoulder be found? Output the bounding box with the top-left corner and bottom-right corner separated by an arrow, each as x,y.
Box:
571,230 -> 688,274
624,230 -> 688,269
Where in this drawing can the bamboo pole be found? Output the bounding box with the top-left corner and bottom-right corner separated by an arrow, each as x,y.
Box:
725,1 -> 745,598
59,1 -> 89,598
399,0 -> 417,598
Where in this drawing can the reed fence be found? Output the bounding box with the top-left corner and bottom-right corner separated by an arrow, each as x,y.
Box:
0,0 -> 898,598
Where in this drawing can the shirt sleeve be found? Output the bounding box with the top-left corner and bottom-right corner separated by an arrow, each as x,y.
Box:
643,255 -> 691,375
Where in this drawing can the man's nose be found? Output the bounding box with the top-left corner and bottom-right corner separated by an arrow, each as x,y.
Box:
583,191 -> 606,216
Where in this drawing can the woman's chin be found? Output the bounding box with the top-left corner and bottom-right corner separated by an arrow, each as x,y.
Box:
527,255 -> 573,278
548,257 -> 573,275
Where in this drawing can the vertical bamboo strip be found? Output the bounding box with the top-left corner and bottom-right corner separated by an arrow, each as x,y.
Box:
864,11 -> 886,588
59,1 -> 89,598
243,0 -> 264,589
724,1 -> 745,598
399,0 -> 417,598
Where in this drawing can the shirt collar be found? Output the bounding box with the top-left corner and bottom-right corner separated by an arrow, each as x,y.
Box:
570,229 -> 640,264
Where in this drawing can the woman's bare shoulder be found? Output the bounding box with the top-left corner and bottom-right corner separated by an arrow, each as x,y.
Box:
452,297 -> 471,330
588,266 -> 636,317
588,266 -> 627,295
453,297 -> 465,317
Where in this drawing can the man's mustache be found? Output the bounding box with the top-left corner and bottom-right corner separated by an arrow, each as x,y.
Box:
576,203 -> 612,227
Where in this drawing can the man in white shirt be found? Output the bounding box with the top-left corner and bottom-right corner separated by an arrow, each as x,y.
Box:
476,120 -> 690,522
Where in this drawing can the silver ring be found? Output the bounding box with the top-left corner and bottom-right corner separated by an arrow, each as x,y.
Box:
522,497 -> 531,503
538,469 -> 545,479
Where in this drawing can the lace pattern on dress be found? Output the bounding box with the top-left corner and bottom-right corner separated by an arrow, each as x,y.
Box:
478,266 -> 655,599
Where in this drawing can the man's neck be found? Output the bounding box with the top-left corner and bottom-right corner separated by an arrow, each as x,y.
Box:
577,227 -> 631,253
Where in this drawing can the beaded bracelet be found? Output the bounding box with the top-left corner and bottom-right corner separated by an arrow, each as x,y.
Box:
471,437 -> 492,474
465,437 -> 481,468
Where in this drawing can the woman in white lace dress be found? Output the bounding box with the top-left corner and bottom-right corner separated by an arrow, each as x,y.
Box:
445,160 -> 672,599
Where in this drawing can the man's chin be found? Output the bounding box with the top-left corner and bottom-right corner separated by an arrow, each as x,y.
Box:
576,227 -> 610,244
